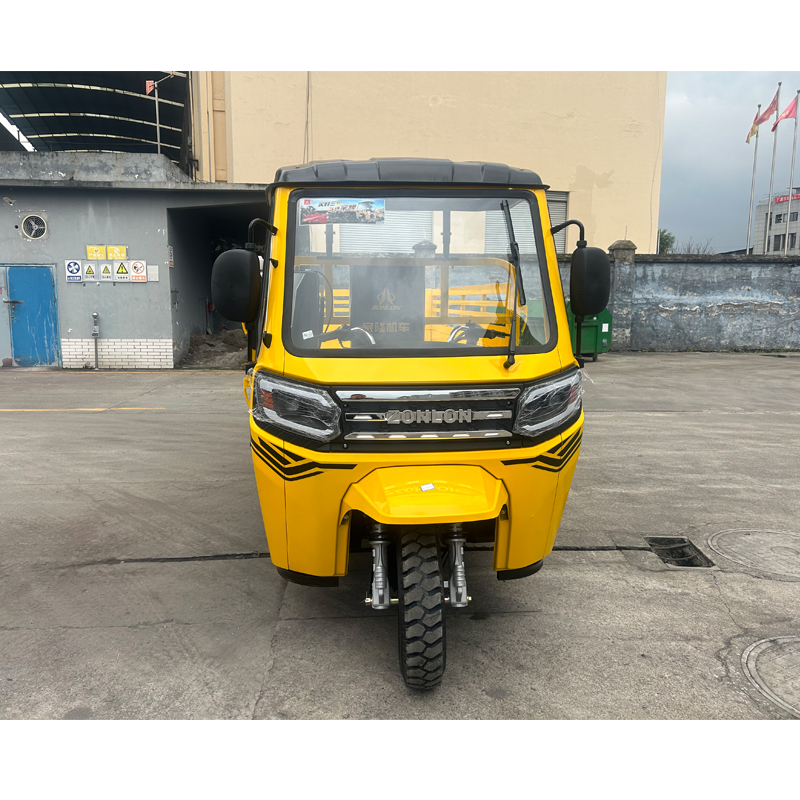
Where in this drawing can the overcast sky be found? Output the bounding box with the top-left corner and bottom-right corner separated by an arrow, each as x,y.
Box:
660,71 -> 800,252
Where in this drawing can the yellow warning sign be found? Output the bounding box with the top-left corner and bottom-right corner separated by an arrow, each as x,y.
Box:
86,245 -> 106,260
114,261 -> 131,282
85,265 -> 95,275
107,246 -> 127,260
99,263 -> 113,281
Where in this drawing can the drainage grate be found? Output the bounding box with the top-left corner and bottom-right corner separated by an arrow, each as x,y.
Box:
644,537 -> 715,568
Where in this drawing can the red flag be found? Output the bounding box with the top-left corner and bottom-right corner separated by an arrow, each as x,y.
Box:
145,80 -> 155,95
755,90 -> 779,125
771,95 -> 798,133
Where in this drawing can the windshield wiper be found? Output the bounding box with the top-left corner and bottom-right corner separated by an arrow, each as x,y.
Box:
501,200 -> 526,368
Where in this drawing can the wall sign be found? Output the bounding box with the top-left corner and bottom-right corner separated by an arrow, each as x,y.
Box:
130,260 -> 147,282
107,246 -> 127,260
114,261 -> 131,282
83,261 -> 98,281
86,245 -> 106,260
65,260 -> 82,282
99,263 -> 114,281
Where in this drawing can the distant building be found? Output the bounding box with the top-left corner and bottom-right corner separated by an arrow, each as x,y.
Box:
751,188 -> 800,254
188,71 -> 667,254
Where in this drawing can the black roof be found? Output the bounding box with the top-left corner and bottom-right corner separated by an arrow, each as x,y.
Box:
274,158 -> 546,188
0,72 -> 187,163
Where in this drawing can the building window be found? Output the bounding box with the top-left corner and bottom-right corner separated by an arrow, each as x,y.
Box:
791,212 -> 798,222
775,213 -> 783,223
790,233 -> 797,250
774,234 -> 785,251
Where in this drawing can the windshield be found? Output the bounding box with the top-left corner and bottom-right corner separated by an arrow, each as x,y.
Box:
285,192 -> 552,357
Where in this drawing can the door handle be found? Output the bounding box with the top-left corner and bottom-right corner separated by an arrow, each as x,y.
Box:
3,299 -> 22,304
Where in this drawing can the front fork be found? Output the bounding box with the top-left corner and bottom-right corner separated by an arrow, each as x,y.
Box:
365,533 -> 470,609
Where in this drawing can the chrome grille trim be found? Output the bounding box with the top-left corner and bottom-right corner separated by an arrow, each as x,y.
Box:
344,429 -> 513,441
336,388 -> 520,403
345,409 -> 512,423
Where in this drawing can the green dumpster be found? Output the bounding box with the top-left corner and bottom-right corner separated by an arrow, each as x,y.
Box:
566,302 -> 612,362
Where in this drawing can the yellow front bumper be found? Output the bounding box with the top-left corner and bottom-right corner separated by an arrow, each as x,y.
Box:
250,414 -> 583,578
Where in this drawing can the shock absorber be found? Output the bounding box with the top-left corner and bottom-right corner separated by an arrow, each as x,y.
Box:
446,535 -> 469,607
368,536 -> 392,610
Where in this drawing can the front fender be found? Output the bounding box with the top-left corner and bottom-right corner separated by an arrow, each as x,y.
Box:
339,464 -> 508,526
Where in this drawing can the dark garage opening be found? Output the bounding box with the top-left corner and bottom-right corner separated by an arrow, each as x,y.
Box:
167,199 -> 267,366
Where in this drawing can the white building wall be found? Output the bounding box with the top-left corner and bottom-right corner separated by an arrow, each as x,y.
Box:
60,338 -> 173,369
752,190 -> 800,253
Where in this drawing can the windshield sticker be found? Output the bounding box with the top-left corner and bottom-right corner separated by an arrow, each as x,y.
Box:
300,198 -> 385,225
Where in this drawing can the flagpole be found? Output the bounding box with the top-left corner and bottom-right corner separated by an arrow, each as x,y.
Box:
783,89 -> 799,255
747,104 -> 761,254
154,82 -> 161,155
764,82 -> 781,253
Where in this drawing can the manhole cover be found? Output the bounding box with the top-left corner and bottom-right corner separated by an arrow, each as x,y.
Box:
742,637 -> 800,719
707,530 -> 800,578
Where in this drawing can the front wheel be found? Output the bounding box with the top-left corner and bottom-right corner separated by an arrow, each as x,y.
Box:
396,533 -> 446,689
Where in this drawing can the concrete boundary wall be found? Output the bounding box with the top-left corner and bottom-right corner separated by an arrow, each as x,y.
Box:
559,244 -> 800,352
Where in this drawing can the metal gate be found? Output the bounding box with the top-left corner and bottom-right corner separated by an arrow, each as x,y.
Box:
1,265 -> 60,367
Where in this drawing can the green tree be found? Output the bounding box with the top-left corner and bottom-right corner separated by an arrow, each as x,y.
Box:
658,228 -> 676,254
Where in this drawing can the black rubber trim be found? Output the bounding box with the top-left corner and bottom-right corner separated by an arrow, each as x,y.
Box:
273,158 -> 545,188
496,559 -> 544,581
281,187 -> 558,360
276,566 -> 339,587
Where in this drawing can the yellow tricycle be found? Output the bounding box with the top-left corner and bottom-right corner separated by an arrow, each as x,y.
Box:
212,159 -> 610,689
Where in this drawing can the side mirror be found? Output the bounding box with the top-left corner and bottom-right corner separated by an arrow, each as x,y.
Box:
211,248 -> 261,323
570,246 -> 611,317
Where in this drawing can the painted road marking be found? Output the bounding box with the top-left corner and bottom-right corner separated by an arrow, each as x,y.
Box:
0,407 -> 166,412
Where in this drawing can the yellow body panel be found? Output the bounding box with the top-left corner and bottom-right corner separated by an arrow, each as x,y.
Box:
246,186 -> 583,578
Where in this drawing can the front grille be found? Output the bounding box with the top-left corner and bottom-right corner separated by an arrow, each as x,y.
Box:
336,386 -> 520,443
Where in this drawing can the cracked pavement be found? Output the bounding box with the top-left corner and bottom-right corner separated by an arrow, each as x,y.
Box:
0,354 -> 798,719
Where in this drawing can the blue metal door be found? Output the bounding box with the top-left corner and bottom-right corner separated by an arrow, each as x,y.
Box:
6,266 -> 59,366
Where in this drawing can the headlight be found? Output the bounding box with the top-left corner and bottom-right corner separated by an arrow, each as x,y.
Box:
252,371 -> 341,442
513,369 -> 582,438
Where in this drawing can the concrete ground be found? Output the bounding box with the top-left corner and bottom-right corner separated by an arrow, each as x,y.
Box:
0,353 -> 798,720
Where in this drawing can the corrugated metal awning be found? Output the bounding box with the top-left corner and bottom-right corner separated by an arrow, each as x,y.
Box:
0,71 -> 187,162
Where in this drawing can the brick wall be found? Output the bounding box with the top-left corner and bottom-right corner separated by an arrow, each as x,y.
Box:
60,338 -> 174,369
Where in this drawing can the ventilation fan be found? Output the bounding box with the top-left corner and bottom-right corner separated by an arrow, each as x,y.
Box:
21,214 -> 47,240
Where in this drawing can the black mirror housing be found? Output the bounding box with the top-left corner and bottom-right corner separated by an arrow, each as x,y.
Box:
211,248 -> 261,323
570,246 -> 611,317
